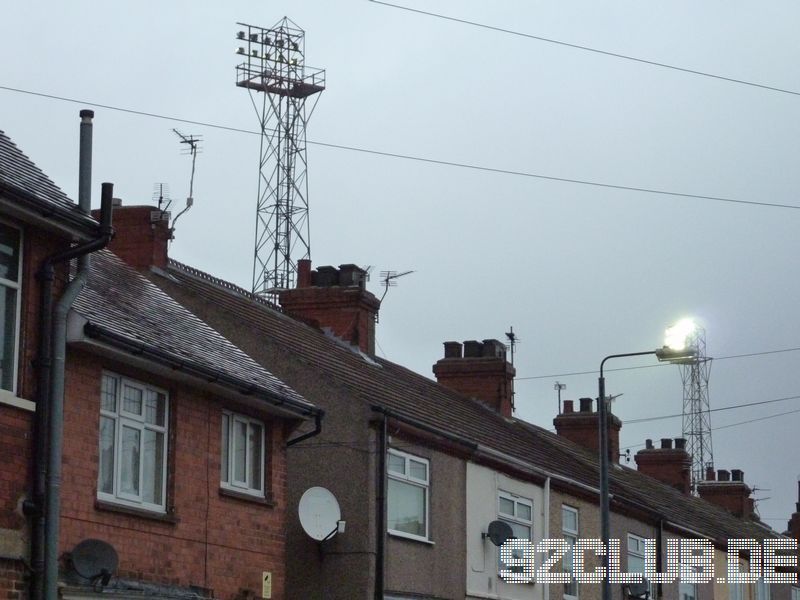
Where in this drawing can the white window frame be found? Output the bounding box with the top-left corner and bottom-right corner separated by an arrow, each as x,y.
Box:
97,373 -> 169,513
628,533 -> 656,599
563,505 -> 579,599
220,410 -> 266,497
679,565 -> 698,600
386,448 -> 430,542
0,220 -> 22,395
497,490 -> 533,576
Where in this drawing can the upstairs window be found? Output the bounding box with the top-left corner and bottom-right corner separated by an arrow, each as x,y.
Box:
498,491 -> 533,576
0,223 -> 20,393
387,449 -> 429,541
221,411 -> 265,497
98,373 -> 168,512
628,533 -> 656,599
563,505 -> 579,598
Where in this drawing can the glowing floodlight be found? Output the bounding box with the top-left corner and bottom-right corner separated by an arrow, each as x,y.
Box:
664,318 -> 696,351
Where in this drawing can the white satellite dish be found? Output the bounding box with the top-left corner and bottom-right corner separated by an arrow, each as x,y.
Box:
298,486 -> 342,541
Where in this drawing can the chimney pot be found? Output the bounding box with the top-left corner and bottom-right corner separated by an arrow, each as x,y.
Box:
717,469 -> 730,482
481,339 -> 507,359
297,259 -> 312,288
660,438 -> 673,449
111,197 -> 122,207
645,439 -> 653,449
338,264 -> 366,288
674,438 -> 687,450
731,469 -> 744,482
706,466 -> 716,481
443,341 -> 463,359
579,397 -> 593,412
314,266 -> 339,287
463,340 -> 482,358
563,400 -> 574,414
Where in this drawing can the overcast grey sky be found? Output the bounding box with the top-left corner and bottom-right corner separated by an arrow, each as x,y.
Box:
2,1 -> 799,529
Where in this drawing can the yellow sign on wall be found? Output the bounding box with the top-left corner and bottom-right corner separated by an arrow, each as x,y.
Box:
262,571 -> 272,599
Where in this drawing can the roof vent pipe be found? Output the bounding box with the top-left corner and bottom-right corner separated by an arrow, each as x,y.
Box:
78,110 -> 94,212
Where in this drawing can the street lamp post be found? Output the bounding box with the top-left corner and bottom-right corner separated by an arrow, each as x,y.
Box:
598,344 -> 696,600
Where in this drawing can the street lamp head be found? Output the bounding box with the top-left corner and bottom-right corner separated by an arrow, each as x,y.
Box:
663,318 -> 696,351
654,345 -> 696,363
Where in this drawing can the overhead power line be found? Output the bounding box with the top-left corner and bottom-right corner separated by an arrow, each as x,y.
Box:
621,406 -> 800,450
624,394 -> 800,425
517,346 -> 800,381
368,0 -> 800,98
2,84 -> 800,212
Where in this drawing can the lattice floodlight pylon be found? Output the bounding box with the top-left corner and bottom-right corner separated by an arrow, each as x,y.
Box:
679,327 -> 714,491
235,18 -> 325,296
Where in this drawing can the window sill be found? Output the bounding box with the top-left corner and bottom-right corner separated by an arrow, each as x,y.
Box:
388,530 -> 435,545
219,487 -> 275,507
0,389 -> 35,412
94,499 -> 179,524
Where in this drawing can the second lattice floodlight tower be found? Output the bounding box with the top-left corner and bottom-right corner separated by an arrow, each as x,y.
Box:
235,18 -> 325,297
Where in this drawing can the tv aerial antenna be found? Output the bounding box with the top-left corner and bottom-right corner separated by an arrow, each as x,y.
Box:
379,270 -> 414,303
505,326 -> 519,365
152,183 -> 171,216
171,129 -> 201,232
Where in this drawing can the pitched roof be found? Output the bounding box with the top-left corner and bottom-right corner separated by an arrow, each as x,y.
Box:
0,129 -> 97,233
71,250 -> 316,417
156,258 -> 778,543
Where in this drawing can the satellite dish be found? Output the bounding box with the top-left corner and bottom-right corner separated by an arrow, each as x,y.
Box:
298,487 -> 342,541
485,520 -> 514,547
624,582 -> 650,599
70,539 -> 118,585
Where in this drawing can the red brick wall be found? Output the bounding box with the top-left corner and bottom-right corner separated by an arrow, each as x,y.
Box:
0,222 -> 72,599
0,558 -> 26,599
433,358 -> 515,417
0,407 -> 31,531
279,286 -> 379,355
94,205 -> 170,270
696,483 -> 751,518
634,449 -> 691,494
59,350 -> 289,599
553,408 -> 622,464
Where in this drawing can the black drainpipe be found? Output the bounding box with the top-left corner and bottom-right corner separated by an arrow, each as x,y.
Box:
286,409 -> 325,447
43,181 -> 113,598
28,110 -> 113,600
374,409 -> 387,600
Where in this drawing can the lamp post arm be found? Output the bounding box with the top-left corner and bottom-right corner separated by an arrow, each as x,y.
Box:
600,350 -> 658,378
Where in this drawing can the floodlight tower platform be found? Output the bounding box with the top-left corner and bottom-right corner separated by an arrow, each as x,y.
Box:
235,18 -> 325,297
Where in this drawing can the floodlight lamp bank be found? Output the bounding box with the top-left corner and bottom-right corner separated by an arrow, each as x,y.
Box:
654,346 -> 696,363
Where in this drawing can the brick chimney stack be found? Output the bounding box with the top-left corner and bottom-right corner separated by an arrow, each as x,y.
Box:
553,398 -> 622,464
432,340 -> 516,417
634,438 -> 692,495
697,468 -> 755,519
279,260 -> 380,355
92,202 -> 171,270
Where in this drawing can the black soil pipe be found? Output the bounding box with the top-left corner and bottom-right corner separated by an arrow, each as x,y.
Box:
374,411 -> 387,600
31,182 -> 112,600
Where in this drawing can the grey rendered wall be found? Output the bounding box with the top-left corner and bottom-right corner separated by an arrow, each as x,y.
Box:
385,437 -> 467,600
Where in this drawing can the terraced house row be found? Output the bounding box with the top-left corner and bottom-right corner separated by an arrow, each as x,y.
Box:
0,113 -> 798,600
